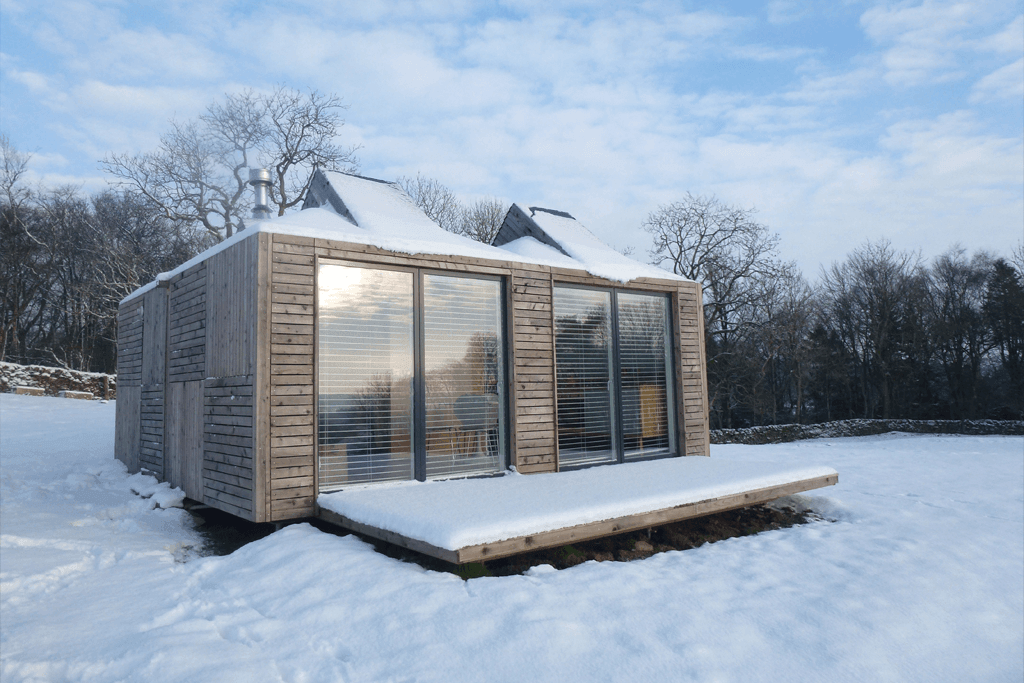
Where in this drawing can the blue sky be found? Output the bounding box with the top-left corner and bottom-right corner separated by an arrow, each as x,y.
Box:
1,0 -> 1021,276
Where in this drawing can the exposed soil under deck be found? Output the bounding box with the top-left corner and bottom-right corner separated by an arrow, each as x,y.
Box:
186,499 -> 819,579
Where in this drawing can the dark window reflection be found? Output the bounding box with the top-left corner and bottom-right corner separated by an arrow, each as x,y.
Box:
554,288 -> 616,466
619,293 -> 675,458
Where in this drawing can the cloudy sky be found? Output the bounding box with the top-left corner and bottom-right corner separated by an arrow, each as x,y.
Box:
1,0 -> 1021,276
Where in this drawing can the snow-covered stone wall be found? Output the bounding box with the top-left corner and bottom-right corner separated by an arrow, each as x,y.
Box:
0,361 -> 115,399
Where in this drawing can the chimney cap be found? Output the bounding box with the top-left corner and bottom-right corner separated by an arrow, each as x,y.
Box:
249,167 -> 272,185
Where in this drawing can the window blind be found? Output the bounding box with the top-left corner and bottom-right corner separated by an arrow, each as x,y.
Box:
318,264 -> 414,491
554,287 -> 616,466
618,292 -> 675,458
423,274 -> 504,479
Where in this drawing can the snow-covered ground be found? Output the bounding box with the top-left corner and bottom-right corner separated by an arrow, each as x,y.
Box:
2,393 -> 1021,683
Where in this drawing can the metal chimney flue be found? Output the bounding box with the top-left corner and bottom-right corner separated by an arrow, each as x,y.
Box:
249,168 -> 273,220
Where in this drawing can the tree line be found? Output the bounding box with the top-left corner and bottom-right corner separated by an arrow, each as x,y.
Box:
643,197 -> 1024,424
3,88 -> 1022,423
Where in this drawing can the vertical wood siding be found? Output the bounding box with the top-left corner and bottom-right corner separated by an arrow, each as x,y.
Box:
138,288 -> 168,477
168,263 -> 207,382
114,385 -> 141,473
677,282 -> 710,455
268,235 -> 316,521
164,380 -> 204,500
207,239 -> 257,377
509,267 -> 558,473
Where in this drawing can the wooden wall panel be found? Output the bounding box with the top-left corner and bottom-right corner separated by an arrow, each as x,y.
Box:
141,289 -> 167,385
268,235 -> 316,521
203,375 -> 254,519
139,384 -> 164,476
114,385 -> 141,472
677,282 -> 710,456
165,380 -> 204,500
207,237 -> 258,378
117,298 -> 144,386
116,296 -> 144,474
168,263 -> 207,382
509,267 -> 558,474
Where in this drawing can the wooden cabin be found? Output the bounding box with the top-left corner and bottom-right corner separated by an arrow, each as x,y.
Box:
115,170 -> 710,525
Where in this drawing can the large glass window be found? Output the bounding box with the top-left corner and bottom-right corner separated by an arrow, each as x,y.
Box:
554,286 -> 676,467
318,265 -> 414,489
318,262 -> 505,491
423,274 -> 504,479
553,288 -> 616,467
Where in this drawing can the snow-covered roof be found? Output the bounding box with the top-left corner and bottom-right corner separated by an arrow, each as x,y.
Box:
498,204 -> 681,283
122,170 -> 686,304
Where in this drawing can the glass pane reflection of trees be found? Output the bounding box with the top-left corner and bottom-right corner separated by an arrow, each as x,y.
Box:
318,265 -> 505,491
318,265 -> 414,490
423,275 -> 504,479
554,287 -> 675,467
554,288 -> 616,466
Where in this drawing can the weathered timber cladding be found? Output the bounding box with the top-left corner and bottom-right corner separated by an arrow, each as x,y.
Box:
114,384 -> 141,472
269,235 -> 316,521
139,384 -> 164,476
168,264 -> 206,385
203,375 -> 255,519
678,282 -> 710,455
207,238 -> 258,377
120,214 -> 709,526
141,288 -> 168,385
165,380 -> 204,500
509,267 -> 558,473
116,297 -> 144,386
168,263 -> 207,382
115,297 -> 144,472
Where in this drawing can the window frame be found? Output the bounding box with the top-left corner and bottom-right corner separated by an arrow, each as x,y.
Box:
552,282 -> 678,471
315,257 -> 510,492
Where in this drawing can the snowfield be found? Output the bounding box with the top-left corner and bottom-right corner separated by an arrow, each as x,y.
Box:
1,393 -> 1021,683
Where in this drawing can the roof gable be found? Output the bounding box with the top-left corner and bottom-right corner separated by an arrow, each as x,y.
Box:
490,204 -> 571,257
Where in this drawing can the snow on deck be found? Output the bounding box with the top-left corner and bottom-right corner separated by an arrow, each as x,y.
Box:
317,457 -> 838,551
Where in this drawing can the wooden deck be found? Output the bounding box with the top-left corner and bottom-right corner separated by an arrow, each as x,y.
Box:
316,458 -> 838,564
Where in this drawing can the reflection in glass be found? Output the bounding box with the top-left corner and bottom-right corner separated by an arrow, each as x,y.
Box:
423,275 -> 504,479
618,292 -> 675,458
318,264 -> 414,490
554,287 -> 616,466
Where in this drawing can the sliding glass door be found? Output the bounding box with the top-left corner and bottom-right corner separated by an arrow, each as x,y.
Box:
318,265 -> 415,489
553,288 -> 616,467
554,285 -> 676,467
618,292 -> 675,459
318,262 -> 506,491
423,274 -> 504,479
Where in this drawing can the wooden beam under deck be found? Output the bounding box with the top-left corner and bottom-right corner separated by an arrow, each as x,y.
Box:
317,472 -> 838,565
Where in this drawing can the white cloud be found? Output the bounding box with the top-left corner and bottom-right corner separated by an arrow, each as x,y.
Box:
1,0 -> 1020,276
970,58 -> 1024,102
860,0 -> 989,86
979,14 -> 1024,54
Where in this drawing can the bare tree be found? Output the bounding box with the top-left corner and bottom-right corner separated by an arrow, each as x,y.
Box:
930,247 -> 993,418
984,258 -> 1024,417
642,194 -> 786,426
397,174 -> 462,234
459,197 -> 509,244
397,174 -> 509,243
818,240 -> 926,419
0,134 -> 37,361
103,86 -> 358,240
